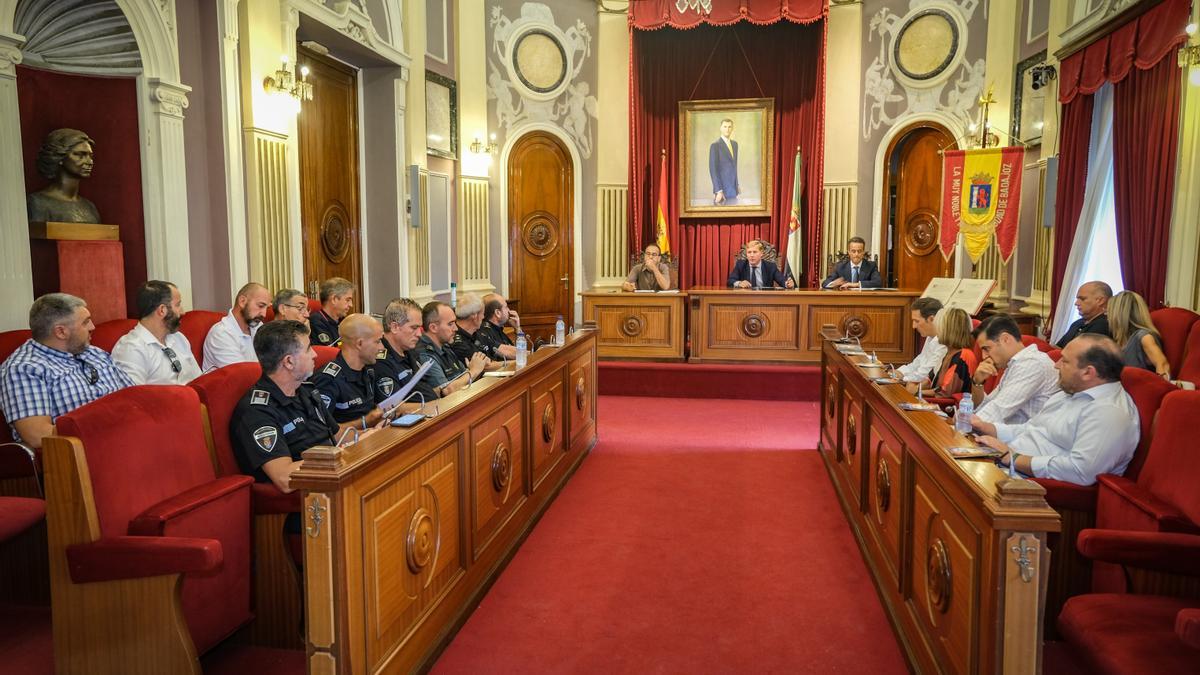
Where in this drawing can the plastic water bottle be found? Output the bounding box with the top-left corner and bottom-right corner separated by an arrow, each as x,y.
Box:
449,282 -> 457,309
956,396 -> 974,433
555,316 -> 565,346
515,332 -> 528,368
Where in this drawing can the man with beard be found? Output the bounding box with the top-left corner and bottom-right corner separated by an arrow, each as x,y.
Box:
203,282 -> 271,371
111,280 -> 202,384
0,293 -> 133,449
310,314 -> 387,432
375,298 -> 438,413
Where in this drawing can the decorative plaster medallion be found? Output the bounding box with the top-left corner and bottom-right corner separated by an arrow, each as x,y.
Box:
512,29 -> 567,94
320,201 -> 352,263
893,9 -> 958,81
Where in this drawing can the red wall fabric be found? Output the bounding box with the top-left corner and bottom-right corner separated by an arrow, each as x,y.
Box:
1058,0 -> 1190,103
17,66 -> 146,318
629,20 -> 826,287
1049,93 -> 1094,331
1112,56 -> 1180,309
629,0 -> 826,29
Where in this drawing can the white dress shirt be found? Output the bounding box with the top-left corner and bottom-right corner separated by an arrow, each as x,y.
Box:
975,344 -> 1061,425
202,310 -> 259,372
994,381 -> 1139,485
111,322 -> 202,385
897,336 -> 946,382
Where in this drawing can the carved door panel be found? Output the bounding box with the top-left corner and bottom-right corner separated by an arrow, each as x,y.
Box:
297,48 -> 361,306
508,132 -> 573,343
885,124 -> 954,291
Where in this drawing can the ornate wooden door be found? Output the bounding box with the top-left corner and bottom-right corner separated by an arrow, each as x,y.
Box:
883,123 -> 955,290
297,48 -> 361,306
507,132 -> 573,343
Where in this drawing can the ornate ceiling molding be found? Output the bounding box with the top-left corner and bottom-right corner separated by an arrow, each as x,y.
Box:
283,0 -> 409,67
14,0 -> 142,75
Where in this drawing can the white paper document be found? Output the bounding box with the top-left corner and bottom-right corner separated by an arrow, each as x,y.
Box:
378,358 -> 434,413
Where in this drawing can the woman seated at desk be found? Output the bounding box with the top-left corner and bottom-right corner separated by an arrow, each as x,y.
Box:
931,307 -> 978,399
622,243 -> 673,292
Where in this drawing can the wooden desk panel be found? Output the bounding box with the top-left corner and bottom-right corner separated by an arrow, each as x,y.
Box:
820,336 -> 1059,674
580,291 -> 686,360
687,288 -> 918,364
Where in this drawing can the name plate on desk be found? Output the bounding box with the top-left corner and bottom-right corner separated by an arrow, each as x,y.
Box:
29,222 -> 120,241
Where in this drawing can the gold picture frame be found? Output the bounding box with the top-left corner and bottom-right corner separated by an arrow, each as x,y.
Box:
678,97 -> 775,219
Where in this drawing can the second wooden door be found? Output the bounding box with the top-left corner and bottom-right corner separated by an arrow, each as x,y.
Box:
883,123 -> 955,290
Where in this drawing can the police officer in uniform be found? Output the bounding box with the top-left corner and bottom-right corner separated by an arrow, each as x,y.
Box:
414,301 -> 487,398
230,320 -> 339,495
481,293 -> 519,360
450,293 -> 508,367
309,277 -> 356,346
376,298 -> 439,411
310,313 -> 387,430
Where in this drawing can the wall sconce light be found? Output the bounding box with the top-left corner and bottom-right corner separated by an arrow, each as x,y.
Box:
470,133 -> 498,155
263,54 -> 314,104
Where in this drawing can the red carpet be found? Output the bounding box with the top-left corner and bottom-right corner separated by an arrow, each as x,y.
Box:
433,396 -> 906,673
599,361 -> 821,401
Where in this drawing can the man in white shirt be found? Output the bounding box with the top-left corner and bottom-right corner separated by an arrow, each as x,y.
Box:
893,297 -> 946,388
202,282 -> 271,372
968,314 -> 1060,425
976,334 -> 1139,485
111,280 -> 202,385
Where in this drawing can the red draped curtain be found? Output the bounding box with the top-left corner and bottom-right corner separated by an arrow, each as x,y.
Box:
1052,0 -> 1189,311
629,1 -> 827,288
1049,95 -> 1094,329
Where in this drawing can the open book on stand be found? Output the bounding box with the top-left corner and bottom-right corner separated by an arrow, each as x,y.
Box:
920,277 -> 997,315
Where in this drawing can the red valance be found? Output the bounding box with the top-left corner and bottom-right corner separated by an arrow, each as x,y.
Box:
629,0 -> 826,30
1058,0 -> 1190,104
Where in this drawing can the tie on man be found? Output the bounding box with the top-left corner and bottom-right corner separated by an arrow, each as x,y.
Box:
851,265 -> 859,284
751,265 -> 762,288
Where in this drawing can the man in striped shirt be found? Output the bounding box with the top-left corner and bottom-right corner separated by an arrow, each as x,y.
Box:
894,297 -> 946,391
970,314 -> 1061,428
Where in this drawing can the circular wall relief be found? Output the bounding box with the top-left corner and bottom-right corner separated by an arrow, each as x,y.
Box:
521,214 -> 559,257
320,201 -> 352,264
927,539 -> 953,614
741,313 -> 768,339
512,29 -> 568,95
893,8 -> 960,82
406,508 -> 436,573
840,314 -> 871,339
904,211 -> 940,256
620,314 -> 645,338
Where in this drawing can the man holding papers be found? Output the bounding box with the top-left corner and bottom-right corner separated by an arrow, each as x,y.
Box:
823,237 -> 881,289
310,313 -> 387,432
622,244 -> 673,292
728,239 -> 794,289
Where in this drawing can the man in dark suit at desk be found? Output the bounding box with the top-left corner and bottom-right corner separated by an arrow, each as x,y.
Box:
823,237 -> 881,289
727,239 -> 795,289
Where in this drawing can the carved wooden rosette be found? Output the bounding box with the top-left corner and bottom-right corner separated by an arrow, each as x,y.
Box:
847,413 -> 858,456
825,382 -> 836,419
926,539 -> 952,614
575,377 -> 585,410
405,507 -> 437,574
320,201 -> 352,263
491,442 -> 512,493
875,455 -> 892,512
541,398 -> 556,443
839,314 -> 871,340
741,312 -> 767,339
521,212 -> 558,257
619,314 -> 645,338
904,208 -> 940,256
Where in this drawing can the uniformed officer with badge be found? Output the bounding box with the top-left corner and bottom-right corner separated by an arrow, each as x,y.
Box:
449,293 -> 510,370
230,320 -> 340,494
310,313 -> 388,430
414,301 -> 488,398
481,293 -> 519,360
376,298 -> 439,411
309,277 -> 356,346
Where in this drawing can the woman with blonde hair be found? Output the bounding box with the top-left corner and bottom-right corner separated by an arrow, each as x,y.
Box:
932,307 -> 978,398
1108,290 -> 1171,378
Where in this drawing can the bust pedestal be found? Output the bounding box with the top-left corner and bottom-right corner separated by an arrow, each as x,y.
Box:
29,222 -> 126,324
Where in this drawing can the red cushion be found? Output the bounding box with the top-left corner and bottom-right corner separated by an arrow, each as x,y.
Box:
1120,367 -> 1179,480
1177,609 -> 1200,650
0,496 -> 44,543
1130,390 -> 1200,524
128,475 -> 253,536
1047,348 -> 1063,363
0,329 -> 31,363
189,363 -> 262,477
1032,478 -> 1098,513
1178,321 -> 1200,384
1150,307 -> 1200,379
66,536 -> 222,583
1096,475 -> 1197,534
251,482 -> 301,515
90,319 -> 137,353
1059,593 -> 1200,675
1020,334 -> 1054,353
314,345 -> 338,369
180,310 -> 224,365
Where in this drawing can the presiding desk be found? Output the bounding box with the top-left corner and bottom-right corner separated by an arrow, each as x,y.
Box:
820,334 -> 1060,674
291,330 -> 597,674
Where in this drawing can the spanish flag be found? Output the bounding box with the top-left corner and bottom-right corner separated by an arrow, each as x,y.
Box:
655,150 -> 671,255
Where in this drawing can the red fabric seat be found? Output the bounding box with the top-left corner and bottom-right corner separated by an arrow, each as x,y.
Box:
314,345 -> 338,369
0,496 -> 45,543
180,310 -> 225,365
1149,307 -> 1200,379
54,385 -> 253,654
1048,348 -> 1063,362
1178,321 -> 1200,385
90,318 -> 137,353
1,332 -> 39,480
1020,334 -> 1054,353
0,329 -> 31,363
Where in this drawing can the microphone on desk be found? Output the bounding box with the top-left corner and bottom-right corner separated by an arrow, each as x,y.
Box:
336,426 -> 359,447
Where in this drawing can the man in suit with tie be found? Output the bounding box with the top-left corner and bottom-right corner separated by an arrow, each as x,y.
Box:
709,118 -> 739,205
728,240 -> 795,289
823,237 -> 882,289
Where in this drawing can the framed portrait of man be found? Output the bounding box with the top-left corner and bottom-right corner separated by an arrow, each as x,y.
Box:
678,98 -> 774,218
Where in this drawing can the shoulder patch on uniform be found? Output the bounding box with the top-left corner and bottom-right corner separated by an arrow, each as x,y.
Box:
319,393 -> 332,410
379,377 -> 395,396
322,362 -> 341,376
250,390 -> 270,406
252,426 -> 278,453
377,348 -> 388,360
318,333 -> 331,344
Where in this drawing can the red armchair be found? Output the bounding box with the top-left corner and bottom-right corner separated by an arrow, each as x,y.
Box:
180,310 -> 224,366
1177,321 -> 1200,386
190,364 -> 303,648
43,385 -> 253,672
1056,529 -> 1200,674
1149,307 -> 1200,379
313,345 -> 338,369
90,318 -> 137,353
1020,334 -> 1054,353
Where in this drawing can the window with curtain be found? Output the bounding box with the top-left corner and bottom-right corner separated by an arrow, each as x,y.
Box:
1076,161 -> 1124,297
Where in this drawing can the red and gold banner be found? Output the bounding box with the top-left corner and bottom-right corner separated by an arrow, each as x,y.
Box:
939,147 -> 1025,263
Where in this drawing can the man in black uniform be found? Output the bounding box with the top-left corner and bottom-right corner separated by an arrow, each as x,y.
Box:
376,298 -> 438,411
310,313 -> 386,431
1056,281 -> 1113,348
450,293 -> 511,370
309,277 -> 355,346
230,320 -> 339,495
481,293 -> 519,360
414,301 -> 487,398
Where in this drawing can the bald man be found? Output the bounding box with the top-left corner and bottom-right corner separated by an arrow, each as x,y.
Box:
203,282 -> 272,371
310,313 -> 387,432
1056,281 -> 1113,348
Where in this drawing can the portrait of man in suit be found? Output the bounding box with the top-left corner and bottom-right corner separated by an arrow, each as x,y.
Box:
822,237 -> 882,289
710,118 -> 739,205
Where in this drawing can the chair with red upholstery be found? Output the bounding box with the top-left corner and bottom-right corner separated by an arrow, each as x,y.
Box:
1177,321 -> 1200,386
1047,348 -> 1063,362
1055,529 -> 1200,674
89,318 -> 137,353
42,385 -> 253,671
262,297 -> 323,323
1020,334 -> 1054,353
313,345 -> 338,369
1091,389 -> 1200,593
180,310 -> 225,365
0,496 -> 44,544
1149,307 -> 1200,379
189,364 -> 302,648
0,329 -> 31,364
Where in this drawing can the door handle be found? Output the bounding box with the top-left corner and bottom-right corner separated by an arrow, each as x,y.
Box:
560,275 -> 569,288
